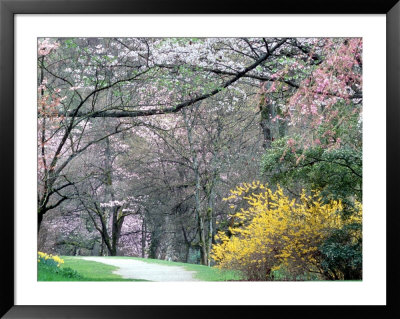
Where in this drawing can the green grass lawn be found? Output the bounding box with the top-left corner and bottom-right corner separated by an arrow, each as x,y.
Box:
38,256 -> 144,281
62,256 -> 146,281
38,255 -> 243,282
38,266 -> 82,281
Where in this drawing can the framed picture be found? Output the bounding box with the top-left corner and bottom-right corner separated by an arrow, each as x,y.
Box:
1,0 -> 399,318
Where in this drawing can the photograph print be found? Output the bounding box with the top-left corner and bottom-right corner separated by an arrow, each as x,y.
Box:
37,37 -> 362,282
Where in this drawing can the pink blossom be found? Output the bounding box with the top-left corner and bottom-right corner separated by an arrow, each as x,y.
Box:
287,138 -> 296,147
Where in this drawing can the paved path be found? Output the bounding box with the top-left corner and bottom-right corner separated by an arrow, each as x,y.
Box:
79,257 -> 199,281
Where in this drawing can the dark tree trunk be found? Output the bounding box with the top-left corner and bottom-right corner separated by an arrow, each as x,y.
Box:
149,229 -> 160,259
259,99 -> 273,149
181,226 -> 192,263
183,109 -> 208,265
141,217 -> 147,258
111,206 -> 124,256
100,237 -> 105,256
197,215 -> 208,266
258,82 -> 286,149
38,210 -> 44,233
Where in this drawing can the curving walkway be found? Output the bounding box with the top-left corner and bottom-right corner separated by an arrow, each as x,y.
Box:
79,257 -> 199,281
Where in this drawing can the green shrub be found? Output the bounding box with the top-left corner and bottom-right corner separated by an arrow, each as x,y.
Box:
38,251 -> 83,280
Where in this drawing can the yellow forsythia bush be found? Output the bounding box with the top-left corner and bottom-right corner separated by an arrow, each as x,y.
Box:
211,181 -> 362,280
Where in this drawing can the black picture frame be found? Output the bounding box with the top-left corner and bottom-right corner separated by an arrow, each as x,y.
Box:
1,1 -> 399,318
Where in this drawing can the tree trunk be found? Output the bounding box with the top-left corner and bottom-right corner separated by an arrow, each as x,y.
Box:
195,169 -> 207,265
206,208 -> 213,266
104,136 -> 122,256
141,216 -> 147,258
38,209 -> 44,233
259,98 -> 273,149
183,109 -> 208,265
259,83 -> 286,149
197,213 -> 208,265
111,206 -> 124,256
205,177 -> 216,267
100,237 -> 105,256
149,228 -> 160,259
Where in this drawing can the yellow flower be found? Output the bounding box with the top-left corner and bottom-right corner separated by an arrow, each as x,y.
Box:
211,182 -> 362,280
